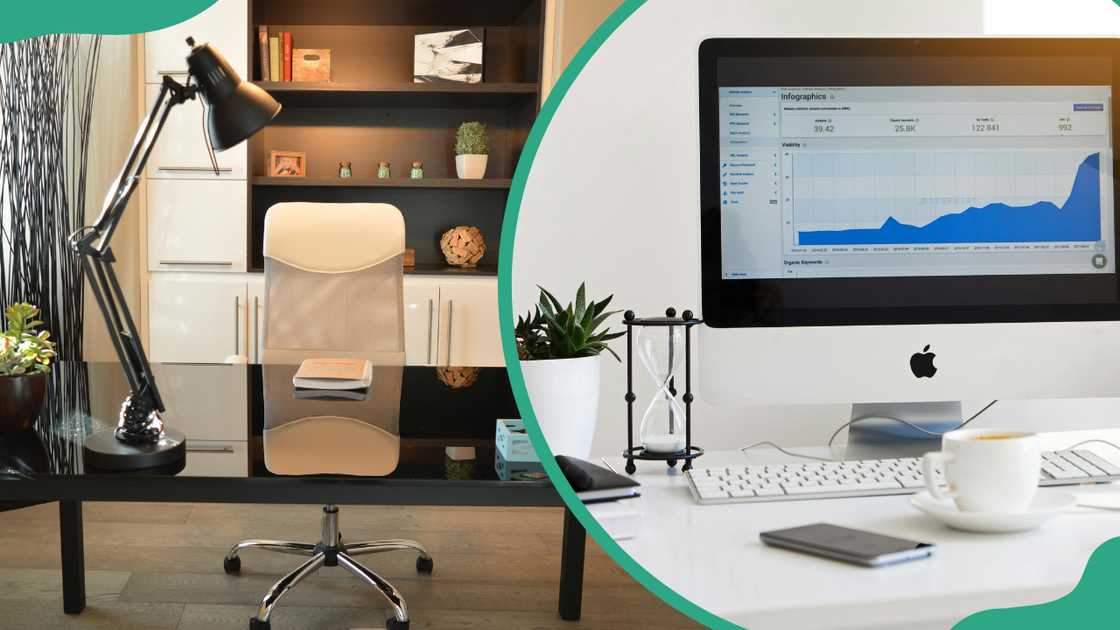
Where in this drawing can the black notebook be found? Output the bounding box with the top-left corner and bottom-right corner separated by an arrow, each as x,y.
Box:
556,456 -> 640,503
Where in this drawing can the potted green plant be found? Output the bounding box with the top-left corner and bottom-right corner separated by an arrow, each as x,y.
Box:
0,303 -> 55,432
516,284 -> 623,458
454,121 -> 489,179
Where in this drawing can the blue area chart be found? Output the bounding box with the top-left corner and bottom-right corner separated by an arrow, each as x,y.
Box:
798,153 -> 1102,246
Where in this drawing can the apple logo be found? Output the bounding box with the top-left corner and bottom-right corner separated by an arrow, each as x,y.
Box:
910,345 -> 937,378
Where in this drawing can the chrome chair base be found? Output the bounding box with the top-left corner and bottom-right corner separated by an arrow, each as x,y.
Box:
225,504 -> 432,630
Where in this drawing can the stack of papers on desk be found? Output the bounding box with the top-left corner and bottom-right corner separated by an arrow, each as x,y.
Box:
292,358 -> 373,390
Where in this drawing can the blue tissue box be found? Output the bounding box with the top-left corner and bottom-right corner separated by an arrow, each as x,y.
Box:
495,449 -> 547,482
495,418 -> 539,463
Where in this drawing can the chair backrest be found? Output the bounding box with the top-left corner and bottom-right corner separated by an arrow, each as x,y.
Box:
261,202 -> 405,365
260,202 -> 406,476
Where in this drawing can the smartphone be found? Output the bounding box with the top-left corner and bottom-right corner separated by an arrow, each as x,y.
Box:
760,523 -> 934,567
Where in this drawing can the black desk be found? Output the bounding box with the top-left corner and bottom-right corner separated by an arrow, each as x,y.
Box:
0,362 -> 587,620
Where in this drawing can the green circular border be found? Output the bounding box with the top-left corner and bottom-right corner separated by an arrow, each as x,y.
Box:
0,0 -> 217,43
497,1 -> 741,628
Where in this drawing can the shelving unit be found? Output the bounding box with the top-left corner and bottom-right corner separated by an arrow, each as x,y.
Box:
253,176 -> 513,189
246,0 -> 543,270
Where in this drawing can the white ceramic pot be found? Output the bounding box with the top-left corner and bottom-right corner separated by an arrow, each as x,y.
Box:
455,154 -> 488,179
520,355 -> 600,459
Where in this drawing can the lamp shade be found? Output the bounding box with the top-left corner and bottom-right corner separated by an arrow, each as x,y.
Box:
186,39 -> 281,151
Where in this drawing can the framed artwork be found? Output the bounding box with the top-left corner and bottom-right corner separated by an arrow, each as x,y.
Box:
269,150 -> 306,177
414,28 -> 484,84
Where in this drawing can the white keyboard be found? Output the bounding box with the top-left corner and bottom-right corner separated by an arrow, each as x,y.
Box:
686,449 -> 1120,504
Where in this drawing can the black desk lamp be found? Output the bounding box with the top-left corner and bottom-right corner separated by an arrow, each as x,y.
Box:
72,37 -> 280,470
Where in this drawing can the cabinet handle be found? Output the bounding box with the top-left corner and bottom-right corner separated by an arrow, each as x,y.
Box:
156,70 -> 189,76
253,296 -> 261,364
158,260 -> 234,266
156,166 -> 233,173
445,300 -> 454,367
186,444 -> 236,453
426,298 -> 434,365
233,296 -> 240,355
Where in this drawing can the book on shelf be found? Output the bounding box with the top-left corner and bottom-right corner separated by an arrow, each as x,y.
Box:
282,32 -> 293,81
269,36 -> 281,82
258,25 -> 269,81
556,455 -> 640,503
292,358 -> 373,390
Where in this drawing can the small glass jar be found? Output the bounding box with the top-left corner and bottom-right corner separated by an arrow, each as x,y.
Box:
338,161 -> 352,178
377,161 -> 391,179
410,160 -> 424,179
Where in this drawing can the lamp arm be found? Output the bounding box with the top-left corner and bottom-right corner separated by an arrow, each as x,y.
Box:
70,75 -> 196,438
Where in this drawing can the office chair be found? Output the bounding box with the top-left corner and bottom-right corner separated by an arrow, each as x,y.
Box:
223,202 -> 430,630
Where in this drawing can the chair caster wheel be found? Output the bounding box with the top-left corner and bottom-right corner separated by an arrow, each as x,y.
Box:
386,617 -> 410,630
667,459 -> 678,468
249,617 -> 270,630
416,555 -> 434,574
625,460 -> 636,475
224,556 -> 241,574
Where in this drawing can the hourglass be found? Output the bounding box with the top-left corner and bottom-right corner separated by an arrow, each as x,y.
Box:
622,308 -> 704,475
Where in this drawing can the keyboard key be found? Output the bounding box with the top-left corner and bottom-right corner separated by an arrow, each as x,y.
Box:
1071,450 -> 1120,476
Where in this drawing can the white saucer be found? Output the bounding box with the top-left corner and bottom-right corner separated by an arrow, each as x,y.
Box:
910,490 -> 1076,533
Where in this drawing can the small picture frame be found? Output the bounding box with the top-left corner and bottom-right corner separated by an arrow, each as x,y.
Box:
270,150 -> 306,177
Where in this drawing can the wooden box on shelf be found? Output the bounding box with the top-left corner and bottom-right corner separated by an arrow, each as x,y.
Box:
292,49 -> 331,82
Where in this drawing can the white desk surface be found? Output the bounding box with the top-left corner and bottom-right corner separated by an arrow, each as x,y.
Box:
597,429 -> 1120,630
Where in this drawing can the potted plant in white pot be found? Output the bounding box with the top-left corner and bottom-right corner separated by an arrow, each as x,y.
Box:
0,303 -> 56,432
454,121 -> 489,179
516,284 -> 623,459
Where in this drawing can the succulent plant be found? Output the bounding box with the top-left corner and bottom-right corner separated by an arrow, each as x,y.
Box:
516,283 -> 624,361
0,303 -> 56,376
455,121 -> 490,155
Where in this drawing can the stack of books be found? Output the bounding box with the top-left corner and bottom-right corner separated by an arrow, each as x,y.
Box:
291,358 -> 372,400
258,26 -> 292,82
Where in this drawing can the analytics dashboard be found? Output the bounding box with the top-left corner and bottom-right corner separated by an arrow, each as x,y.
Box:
718,85 -> 1114,280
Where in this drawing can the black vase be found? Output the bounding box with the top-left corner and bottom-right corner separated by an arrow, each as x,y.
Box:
0,372 -> 47,432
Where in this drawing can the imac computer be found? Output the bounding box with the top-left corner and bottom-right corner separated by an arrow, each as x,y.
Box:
697,38 -> 1120,457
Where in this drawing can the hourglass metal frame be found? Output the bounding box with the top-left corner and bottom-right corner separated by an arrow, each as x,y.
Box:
622,308 -> 704,475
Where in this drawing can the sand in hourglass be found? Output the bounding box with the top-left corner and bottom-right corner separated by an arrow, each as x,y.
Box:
643,433 -> 686,453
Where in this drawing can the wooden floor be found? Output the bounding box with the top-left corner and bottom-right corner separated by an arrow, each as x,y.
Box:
0,502 -> 696,629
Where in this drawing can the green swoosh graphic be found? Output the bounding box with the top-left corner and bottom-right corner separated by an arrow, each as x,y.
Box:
497,0 -> 740,628
0,0 -> 216,43
954,536 -> 1120,629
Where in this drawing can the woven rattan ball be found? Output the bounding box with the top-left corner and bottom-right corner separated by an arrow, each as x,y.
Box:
440,225 -> 486,267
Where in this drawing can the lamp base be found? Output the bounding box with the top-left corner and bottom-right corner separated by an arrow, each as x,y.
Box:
83,427 -> 186,471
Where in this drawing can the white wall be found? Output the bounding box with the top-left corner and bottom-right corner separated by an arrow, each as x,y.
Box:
512,0 -> 1120,458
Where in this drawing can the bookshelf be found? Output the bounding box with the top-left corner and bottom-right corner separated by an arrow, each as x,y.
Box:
245,0 -> 544,272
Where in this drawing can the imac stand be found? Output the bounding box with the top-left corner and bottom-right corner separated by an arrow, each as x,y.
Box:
843,401 -> 962,460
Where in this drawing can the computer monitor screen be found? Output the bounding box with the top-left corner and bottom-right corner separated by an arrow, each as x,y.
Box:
699,39 -> 1120,327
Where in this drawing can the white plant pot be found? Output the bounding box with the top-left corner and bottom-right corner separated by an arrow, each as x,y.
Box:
520,355 -> 600,460
455,154 -> 488,179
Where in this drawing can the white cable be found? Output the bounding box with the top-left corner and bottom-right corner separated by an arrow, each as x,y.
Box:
738,400 -> 1001,460
1063,438 -> 1120,453
739,441 -> 836,462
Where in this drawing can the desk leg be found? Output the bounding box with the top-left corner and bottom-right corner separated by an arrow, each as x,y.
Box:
558,506 -> 586,621
59,500 -> 85,614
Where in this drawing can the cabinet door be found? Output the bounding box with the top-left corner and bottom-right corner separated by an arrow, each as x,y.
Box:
148,179 -> 247,272
144,84 -> 247,180
247,275 -> 265,364
153,363 -> 248,441
149,274 -> 247,363
144,0 -> 248,84
437,279 -> 504,368
403,277 -> 440,366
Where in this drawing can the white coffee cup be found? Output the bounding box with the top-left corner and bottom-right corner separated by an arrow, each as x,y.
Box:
921,428 -> 1041,514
